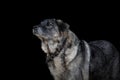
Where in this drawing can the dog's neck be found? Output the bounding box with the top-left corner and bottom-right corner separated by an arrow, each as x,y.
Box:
46,30 -> 81,80
46,30 -> 69,62
46,37 -> 68,62
63,30 -> 80,65
46,30 -> 80,65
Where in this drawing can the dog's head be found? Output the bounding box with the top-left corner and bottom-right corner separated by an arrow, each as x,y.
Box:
33,19 -> 70,54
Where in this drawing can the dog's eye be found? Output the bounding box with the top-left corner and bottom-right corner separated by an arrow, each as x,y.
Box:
49,22 -> 53,25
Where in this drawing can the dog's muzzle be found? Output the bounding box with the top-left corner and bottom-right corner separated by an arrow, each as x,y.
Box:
33,26 -> 39,34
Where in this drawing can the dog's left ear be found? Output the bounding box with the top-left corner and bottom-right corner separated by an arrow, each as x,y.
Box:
56,19 -> 70,32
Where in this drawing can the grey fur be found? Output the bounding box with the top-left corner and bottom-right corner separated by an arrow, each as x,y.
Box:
33,19 -> 120,80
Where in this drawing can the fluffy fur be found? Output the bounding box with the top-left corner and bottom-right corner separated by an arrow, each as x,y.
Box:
33,19 -> 120,80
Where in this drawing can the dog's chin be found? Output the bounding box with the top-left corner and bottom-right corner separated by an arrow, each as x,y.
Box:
41,45 -> 56,55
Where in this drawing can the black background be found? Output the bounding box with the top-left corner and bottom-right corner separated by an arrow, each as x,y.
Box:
1,2 -> 119,80
31,9 -> 120,80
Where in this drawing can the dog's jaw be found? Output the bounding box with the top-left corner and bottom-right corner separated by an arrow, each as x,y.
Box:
41,39 -> 60,55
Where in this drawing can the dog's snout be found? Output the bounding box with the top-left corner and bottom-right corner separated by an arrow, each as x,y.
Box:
33,26 -> 38,34
33,29 -> 36,34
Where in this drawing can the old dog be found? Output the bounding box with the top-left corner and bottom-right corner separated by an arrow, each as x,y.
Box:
32,19 -> 119,80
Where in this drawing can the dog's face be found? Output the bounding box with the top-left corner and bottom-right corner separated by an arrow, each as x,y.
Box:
33,19 -> 69,54
33,19 -> 59,40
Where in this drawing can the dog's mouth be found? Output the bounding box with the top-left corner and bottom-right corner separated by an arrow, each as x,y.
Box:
33,27 -> 45,40
32,29 -> 38,35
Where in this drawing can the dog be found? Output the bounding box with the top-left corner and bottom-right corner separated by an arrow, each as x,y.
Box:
32,19 -> 120,80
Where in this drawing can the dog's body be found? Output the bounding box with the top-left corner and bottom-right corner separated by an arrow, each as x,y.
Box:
33,19 -> 120,80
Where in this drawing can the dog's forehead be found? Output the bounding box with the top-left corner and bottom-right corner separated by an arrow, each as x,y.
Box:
40,19 -> 56,26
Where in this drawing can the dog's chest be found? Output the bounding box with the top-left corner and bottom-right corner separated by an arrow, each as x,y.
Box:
48,46 -> 79,79
48,55 -> 65,77
65,45 -> 78,65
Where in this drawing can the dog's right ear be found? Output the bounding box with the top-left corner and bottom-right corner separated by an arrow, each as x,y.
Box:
56,19 -> 69,32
